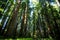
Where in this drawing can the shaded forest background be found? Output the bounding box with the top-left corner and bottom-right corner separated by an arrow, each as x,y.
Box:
0,0 -> 60,40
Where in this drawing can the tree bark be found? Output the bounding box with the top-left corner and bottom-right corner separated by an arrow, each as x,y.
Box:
5,0 -> 21,37
20,2 -> 27,37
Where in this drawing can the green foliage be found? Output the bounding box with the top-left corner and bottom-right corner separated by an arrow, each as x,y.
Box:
21,2 -> 26,9
0,0 -> 7,2
0,0 -> 60,40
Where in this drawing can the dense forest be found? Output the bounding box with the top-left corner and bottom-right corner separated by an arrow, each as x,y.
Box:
0,0 -> 60,40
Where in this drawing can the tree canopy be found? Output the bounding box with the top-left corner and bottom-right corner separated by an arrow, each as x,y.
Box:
0,0 -> 60,40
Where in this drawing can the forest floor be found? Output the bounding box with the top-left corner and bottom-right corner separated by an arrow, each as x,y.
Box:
0,36 -> 53,40
0,38 -> 53,40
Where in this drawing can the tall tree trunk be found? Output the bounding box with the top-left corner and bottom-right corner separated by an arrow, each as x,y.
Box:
5,0 -> 21,37
36,13 -> 42,38
20,2 -> 27,37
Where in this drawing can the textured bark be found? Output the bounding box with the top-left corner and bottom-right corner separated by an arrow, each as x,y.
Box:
20,3 -> 28,37
5,0 -> 21,37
